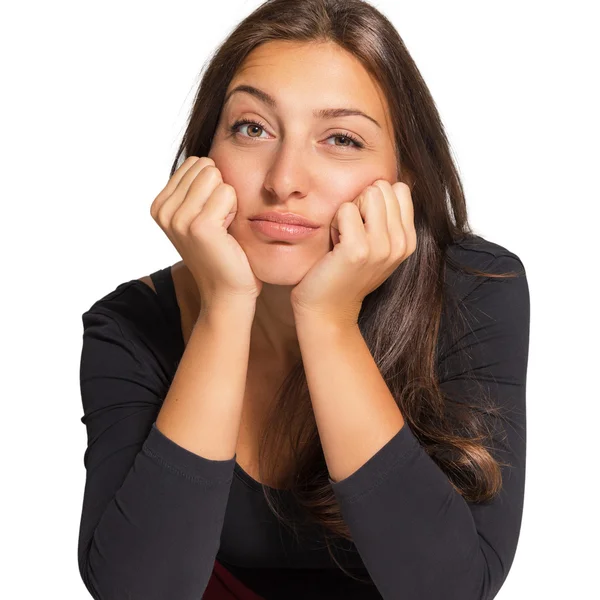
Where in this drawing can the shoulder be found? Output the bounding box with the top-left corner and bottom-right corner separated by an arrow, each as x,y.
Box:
82,273 -> 163,336
438,234 -> 530,354
445,233 -> 525,266
443,234 -> 527,303
437,234 -> 530,378
80,267 -> 180,378
137,274 -> 156,294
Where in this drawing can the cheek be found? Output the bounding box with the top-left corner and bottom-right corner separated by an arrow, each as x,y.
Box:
325,170 -> 378,203
207,151 -> 258,200
206,144 -> 232,178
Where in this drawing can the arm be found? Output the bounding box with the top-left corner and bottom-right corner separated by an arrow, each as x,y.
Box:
293,255 -> 529,600
78,298 -> 256,600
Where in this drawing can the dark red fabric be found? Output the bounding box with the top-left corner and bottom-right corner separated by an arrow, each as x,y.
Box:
203,560 -> 266,599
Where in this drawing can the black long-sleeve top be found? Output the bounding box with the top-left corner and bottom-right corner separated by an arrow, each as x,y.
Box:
77,234 -> 530,600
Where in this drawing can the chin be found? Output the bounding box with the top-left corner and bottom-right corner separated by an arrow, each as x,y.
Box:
252,265 -> 307,287
246,251 -> 318,286
239,237 -> 326,286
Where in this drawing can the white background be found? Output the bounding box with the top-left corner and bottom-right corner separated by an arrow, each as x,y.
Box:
2,0 -> 598,598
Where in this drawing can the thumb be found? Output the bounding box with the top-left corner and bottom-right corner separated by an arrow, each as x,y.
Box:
331,223 -> 340,246
224,211 -> 236,229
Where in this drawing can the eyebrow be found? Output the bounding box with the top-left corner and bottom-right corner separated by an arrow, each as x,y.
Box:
223,84 -> 382,129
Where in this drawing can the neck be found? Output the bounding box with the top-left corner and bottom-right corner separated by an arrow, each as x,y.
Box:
252,283 -> 301,367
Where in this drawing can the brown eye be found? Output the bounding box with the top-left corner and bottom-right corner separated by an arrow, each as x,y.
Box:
246,124 -> 263,137
335,136 -> 352,147
229,119 -> 268,140
326,131 -> 364,149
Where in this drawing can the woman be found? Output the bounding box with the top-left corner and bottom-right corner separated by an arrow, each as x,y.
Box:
77,1 -> 529,599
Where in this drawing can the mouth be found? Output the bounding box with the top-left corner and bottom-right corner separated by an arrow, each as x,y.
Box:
249,211 -> 320,229
249,219 -> 321,241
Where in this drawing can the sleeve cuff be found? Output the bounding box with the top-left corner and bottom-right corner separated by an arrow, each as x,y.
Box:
142,421 -> 236,485
328,422 -> 421,503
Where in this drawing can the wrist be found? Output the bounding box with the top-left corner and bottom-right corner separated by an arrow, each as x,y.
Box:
199,295 -> 257,322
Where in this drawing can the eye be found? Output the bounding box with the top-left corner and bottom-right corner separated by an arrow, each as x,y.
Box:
229,119 -> 365,150
324,131 -> 364,150
229,118 -> 270,140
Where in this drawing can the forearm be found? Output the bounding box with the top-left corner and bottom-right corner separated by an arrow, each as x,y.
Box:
294,315 -> 405,483
156,298 -> 256,460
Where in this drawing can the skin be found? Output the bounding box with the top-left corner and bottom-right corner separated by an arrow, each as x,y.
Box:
199,40 -> 400,369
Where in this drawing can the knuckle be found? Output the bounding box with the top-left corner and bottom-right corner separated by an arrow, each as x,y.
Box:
149,194 -> 163,219
221,182 -> 235,195
170,215 -> 187,235
204,164 -> 222,180
378,243 -> 391,260
188,155 -> 214,167
193,166 -> 220,189
155,206 -> 168,228
349,248 -> 369,263
189,217 -> 208,237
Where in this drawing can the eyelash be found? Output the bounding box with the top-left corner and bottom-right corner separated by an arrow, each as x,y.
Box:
229,118 -> 365,150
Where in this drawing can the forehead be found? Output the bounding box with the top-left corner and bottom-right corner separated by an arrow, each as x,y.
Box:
226,40 -> 392,132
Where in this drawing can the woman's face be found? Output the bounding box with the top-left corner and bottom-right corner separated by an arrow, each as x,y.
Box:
208,40 -> 399,286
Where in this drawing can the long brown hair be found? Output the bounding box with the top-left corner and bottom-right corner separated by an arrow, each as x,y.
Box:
168,0 -> 523,581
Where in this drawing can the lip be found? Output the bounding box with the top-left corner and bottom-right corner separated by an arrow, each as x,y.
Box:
249,211 -> 320,229
249,219 -> 320,241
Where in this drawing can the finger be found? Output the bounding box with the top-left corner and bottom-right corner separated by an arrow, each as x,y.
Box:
373,180 -> 400,234
333,202 -> 368,260
151,156 -> 203,215
357,185 -> 389,257
160,161 -> 221,225
152,157 -> 215,219
172,166 -> 226,229
393,182 -> 416,255
192,182 -> 237,230
170,156 -> 204,190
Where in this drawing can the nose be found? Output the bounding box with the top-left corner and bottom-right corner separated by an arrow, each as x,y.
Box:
262,142 -> 312,201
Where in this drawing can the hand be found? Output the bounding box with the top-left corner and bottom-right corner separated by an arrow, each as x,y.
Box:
290,180 -> 416,327
150,156 -> 263,311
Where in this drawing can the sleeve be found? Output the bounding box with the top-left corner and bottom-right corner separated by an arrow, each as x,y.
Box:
327,254 -> 530,600
77,309 -> 236,600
